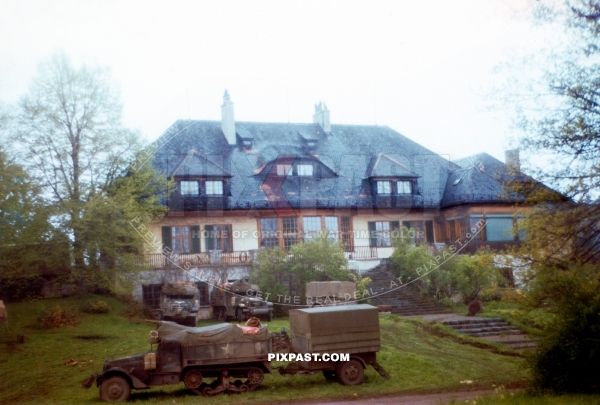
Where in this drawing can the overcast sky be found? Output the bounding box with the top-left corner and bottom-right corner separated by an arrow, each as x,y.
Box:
0,0 -> 546,163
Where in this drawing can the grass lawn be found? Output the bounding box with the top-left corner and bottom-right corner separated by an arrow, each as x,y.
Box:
0,295 -> 529,405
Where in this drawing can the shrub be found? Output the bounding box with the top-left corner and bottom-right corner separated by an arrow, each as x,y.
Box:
81,300 -> 111,314
526,263 -> 600,394
37,306 -> 80,328
438,297 -> 454,308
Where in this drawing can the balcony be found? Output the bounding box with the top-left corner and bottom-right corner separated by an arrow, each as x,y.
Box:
136,245 -> 403,269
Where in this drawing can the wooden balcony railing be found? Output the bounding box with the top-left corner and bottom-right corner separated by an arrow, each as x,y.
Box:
137,246 -> 404,269
136,250 -> 254,268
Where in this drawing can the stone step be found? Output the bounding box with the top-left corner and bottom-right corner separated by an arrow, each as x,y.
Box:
450,324 -> 514,332
443,318 -> 504,325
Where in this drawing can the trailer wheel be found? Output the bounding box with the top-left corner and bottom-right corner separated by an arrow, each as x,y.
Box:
236,308 -> 244,322
337,360 -> 364,386
99,376 -> 131,402
183,369 -> 203,390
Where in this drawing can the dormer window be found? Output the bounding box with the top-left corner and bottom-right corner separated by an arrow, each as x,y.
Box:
277,164 -> 292,176
377,181 -> 391,194
206,180 -> 223,195
297,164 -> 314,176
397,180 -> 411,194
181,181 -> 199,196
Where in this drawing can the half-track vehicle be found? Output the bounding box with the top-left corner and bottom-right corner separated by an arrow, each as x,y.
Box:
83,320 -> 272,401
211,278 -> 273,322
83,304 -> 389,401
155,282 -> 201,327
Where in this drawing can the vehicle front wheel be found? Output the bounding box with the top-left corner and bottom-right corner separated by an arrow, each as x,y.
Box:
337,359 -> 364,386
99,376 -> 131,402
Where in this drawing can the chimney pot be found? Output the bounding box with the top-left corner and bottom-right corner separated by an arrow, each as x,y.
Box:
221,89 -> 236,145
505,149 -> 520,172
312,100 -> 331,134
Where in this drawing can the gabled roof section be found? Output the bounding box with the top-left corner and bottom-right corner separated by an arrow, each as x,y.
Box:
442,153 -> 524,207
365,153 -> 419,179
151,119 -> 454,209
172,149 -> 230,177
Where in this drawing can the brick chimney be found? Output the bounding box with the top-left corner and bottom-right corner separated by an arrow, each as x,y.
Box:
221,90 -> 236,145
313,101 -> 331,134
505,149 -> 520,172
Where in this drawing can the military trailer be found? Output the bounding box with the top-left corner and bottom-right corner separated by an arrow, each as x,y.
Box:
305,281 -> 356,306
155,282 -> 201,327
279,304 -> 389,385
83,320 -> 272,401
211,278 -> 273,322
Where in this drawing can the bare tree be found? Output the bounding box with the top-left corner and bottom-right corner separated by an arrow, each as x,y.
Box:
13,53 -> 144,285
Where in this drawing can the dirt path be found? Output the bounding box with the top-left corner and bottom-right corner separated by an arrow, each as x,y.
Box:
276,388 -> 522,405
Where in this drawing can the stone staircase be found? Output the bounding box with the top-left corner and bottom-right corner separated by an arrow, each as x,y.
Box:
365,265 -> 451,317
442,318 -> 537,350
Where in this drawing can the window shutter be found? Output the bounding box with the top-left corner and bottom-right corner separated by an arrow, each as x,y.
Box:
204,225 -> 215,251
368,222 -> 377,247
191,225 -> 200,253
425,221 -> 434,243
162,226 -> 172,251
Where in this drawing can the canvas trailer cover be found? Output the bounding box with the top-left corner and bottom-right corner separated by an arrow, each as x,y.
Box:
289,304 -> 380,354
156,321 -> 272,368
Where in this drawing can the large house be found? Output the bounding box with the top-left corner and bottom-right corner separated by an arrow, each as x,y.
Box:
135,91 -> 527,306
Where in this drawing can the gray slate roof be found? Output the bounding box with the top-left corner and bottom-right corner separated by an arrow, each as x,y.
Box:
441,153 -> 525,207
151,120 -> 519,211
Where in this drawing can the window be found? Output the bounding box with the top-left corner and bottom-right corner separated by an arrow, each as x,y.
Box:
180,181 -> 199,196
340,216 -> 353,251
260,218 -> 279,248
377,181 -> 391,194
205,181 -> 223,195
368,221 -> 399,247
161,225 -> 200,254
204,224 -> 232,252
397,181 -> 411,194
484,215 -> 516,242
172,226 -> 191,253
325,216 -> 339,240
259,216 -> 348,249
282,217 -> 299,249
303,216 -> 321,240
195,281 -> 210,306
297,164 -> 313,176
277,164 -> 292,176
142,284 -> 162,308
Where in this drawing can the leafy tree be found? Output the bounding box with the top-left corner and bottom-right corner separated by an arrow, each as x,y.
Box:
0,146 -> 68,298
9,53 -> 167,292
389,236 -> 433,294
452,250 -> 501,304
497,1 -> 600,394
250,247 -> 291,316
289,235 -> 350,301
251,235 -> 350,308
